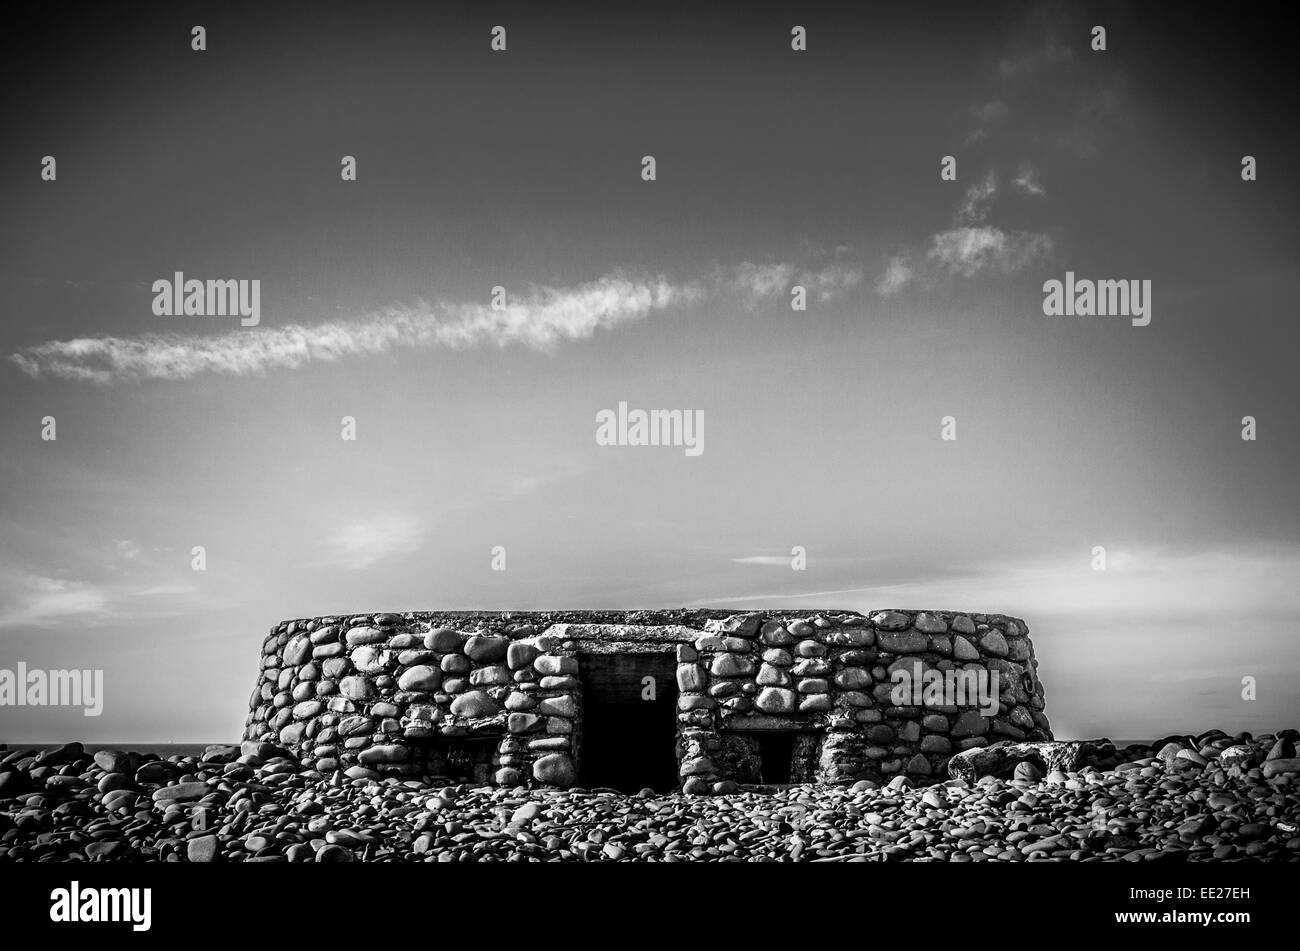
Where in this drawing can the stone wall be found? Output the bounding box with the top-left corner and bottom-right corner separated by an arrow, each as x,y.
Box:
244,609 -> 1050,792
674,610 -> 1050,793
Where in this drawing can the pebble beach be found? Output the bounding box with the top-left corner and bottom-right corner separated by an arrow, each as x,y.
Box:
2,729 -> 1298,862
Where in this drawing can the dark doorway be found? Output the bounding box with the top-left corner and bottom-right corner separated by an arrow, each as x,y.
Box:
755,732 -> 795,784
577,652 -> 678,792
416,739 -> 496,784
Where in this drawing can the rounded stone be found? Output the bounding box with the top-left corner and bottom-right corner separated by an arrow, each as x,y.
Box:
358,744 -> 409,766
292,700 -> 322,720
532,753 -> 576,787
978,631 -> 1009,658
913,612 -> 948,634
710,653 -> 756,677
537,695 -> 576,717
791,658 -> 831,677
338,676 -> 373,701
469,665 -> 512,687
920,734 -> 952,754
465,635 -> 510,663
677,664 -> 706,692
834,668 -> 871,690
337,715 -> 374,737
397,665 -> 442,692
1013,761 -> 1042,782
450,690 -> 500,718
441,654 -> 471,674
877,630 -> 928,653
495,768 -> 524,787
425,628 -> 464,652
283,635 -> 312,667
507,642 -> 541,670
950,710 -> 990,737
755,687 -> 797,714
345,626 -> 387,647
350,645 -> 389,675
508,712 -> 542,733
871,611 -> 912,631
534,654 -> 578,676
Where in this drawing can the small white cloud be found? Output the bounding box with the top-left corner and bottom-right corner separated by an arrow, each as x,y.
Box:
875,256 -> 914,296
998,39 -> 1074,80
326,515 -> 426,570
956,171 -> 998,225
114,539 -> 141,560
800,264 -> 864,301
728,261 -> 860,305
731,555 -> 793,566
731,262 -> 797,302
926,226 -> 1053,278
1013,165 -> 1046,197
498,461 -> 587,501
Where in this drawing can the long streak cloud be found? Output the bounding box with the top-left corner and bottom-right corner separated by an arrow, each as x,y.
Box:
10,261 -> 864,384
9,273 -> 690,384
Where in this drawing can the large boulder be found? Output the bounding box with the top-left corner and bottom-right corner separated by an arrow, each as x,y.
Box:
947,740 -> 1097,782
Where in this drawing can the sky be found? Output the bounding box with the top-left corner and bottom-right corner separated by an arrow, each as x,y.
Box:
1,1 -> 1297,743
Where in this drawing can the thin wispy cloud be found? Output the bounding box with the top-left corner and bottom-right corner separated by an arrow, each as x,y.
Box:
0,568 -> 197,630
496,460 -> 589,502
0,573 -> 108,629
730,555 -> 791,567
11,259 -> 865,385
973,99 -> 1009,125
698,544 -> 1300,625
9,272 -> 687,384
731,553 -> 861,569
